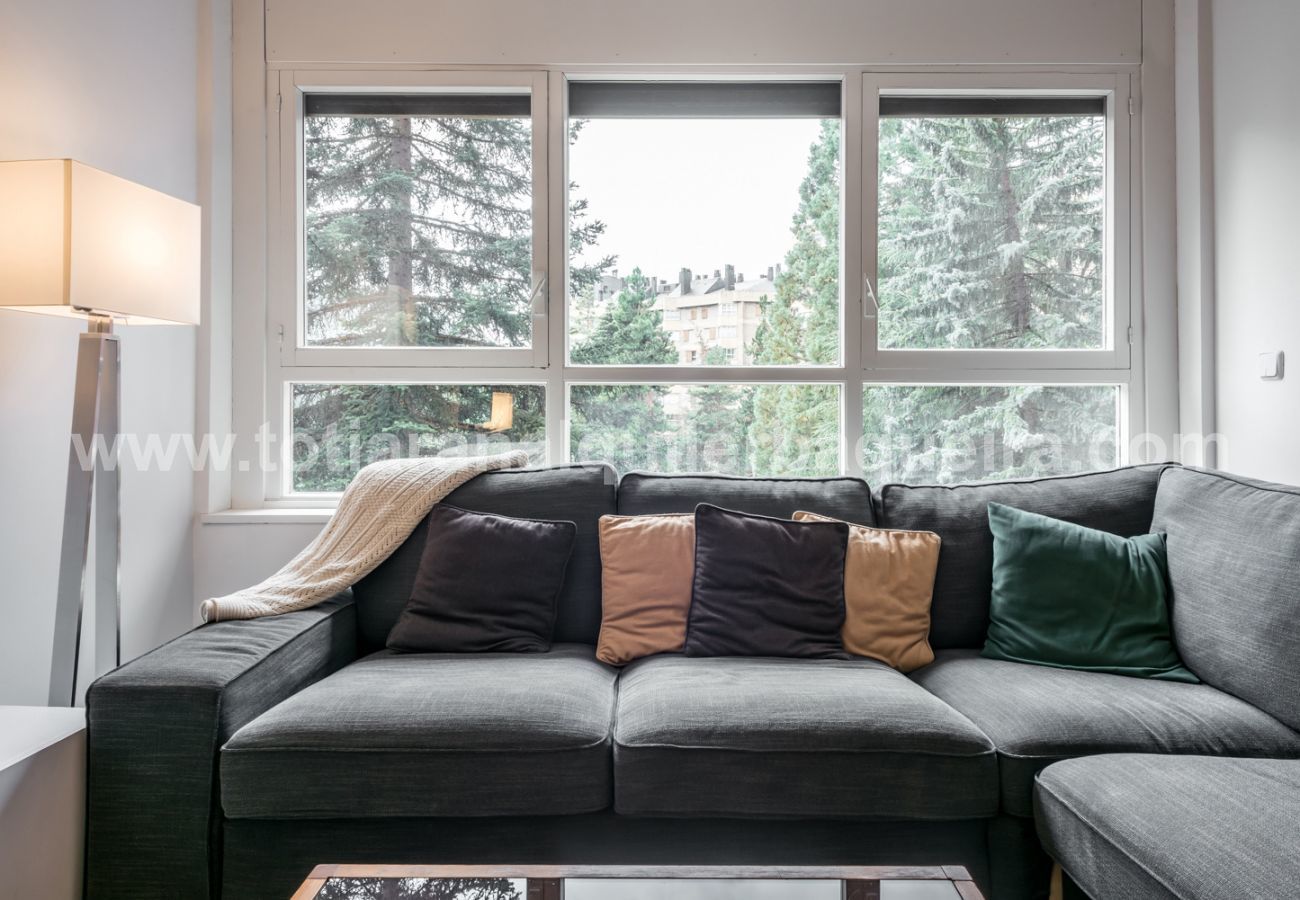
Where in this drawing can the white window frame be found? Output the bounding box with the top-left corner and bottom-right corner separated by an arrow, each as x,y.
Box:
254,66 -> 1141,503
860,73 -> 1131,371
271,69 -> 550,370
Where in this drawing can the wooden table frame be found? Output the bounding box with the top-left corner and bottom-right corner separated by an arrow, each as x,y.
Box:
292,864 -> 985,900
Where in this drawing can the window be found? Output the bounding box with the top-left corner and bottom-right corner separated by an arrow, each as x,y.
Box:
862,383 -> 1120,485
570,383 -> 840,476
876,96 -> 1106,352
857,74 -> 1130,486
863,75 -> 1129,371
278,72 -> 550,372
258,71 -> 1134,499
302,94 -> 537,351
290,382 -> 546,493
566,81 -> 840,369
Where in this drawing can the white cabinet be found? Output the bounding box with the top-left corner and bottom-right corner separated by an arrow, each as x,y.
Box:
0,707 -> 85,900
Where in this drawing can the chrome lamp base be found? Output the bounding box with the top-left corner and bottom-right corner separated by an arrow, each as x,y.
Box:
49,314 -> 121,706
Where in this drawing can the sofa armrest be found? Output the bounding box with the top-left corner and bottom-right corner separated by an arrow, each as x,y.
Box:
85,591 -> 357,900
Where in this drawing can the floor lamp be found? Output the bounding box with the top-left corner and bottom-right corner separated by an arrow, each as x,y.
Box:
0,160 -> 200,706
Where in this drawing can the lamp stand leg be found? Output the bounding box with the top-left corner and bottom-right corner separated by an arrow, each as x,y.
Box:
94,325 -> 122,682
49,316 -> 120,707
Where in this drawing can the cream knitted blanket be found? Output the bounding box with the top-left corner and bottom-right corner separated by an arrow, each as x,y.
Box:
199,450 -> 530,622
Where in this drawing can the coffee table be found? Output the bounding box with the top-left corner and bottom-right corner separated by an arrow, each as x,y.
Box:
291,864 -> 985,900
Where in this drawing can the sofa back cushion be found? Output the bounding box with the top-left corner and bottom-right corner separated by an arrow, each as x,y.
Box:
877,465 -> 1167,649
1151,466 -> 1300,731
354,464 -> 616,650
617,472 -> 875,524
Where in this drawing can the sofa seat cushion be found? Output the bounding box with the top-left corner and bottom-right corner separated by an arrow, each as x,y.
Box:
613,655 -> 997,819
914,650 -> 1300,817
1035,754 -> 1300,900
220,645 -> 617,819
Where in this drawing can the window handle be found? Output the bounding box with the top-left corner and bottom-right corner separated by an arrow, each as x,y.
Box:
530,272 -> 548,317
863,274 -> 880,319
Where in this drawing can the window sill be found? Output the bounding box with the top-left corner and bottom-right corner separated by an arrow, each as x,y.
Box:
199,508 -> 336,525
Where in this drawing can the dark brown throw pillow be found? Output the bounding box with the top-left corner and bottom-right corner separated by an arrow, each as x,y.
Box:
387,504 -> 577,654
685,503 -> 850,658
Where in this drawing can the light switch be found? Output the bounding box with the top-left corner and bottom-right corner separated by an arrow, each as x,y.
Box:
1259,351 -> 1285,381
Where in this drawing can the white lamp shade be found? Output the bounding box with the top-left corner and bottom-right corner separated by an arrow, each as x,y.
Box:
0,159 -> 200,325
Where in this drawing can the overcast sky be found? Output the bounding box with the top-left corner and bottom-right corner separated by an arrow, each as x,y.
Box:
568,118 -> 826,283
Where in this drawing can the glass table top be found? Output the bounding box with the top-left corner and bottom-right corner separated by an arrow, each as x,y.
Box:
308,872 -> 971,900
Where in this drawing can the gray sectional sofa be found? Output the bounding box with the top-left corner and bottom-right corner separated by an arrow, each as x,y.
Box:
84,463 -> 1300,900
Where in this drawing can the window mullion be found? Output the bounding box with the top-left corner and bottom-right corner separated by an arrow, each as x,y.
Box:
842,71 -> 866,478
859,74 -> 881,369
545,69 -> 568,466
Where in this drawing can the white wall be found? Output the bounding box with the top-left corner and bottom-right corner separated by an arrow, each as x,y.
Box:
0,0 -> 200,703
194,519 -> 322,609
1210,0 -> 1300,483
266,0 -> 1142,66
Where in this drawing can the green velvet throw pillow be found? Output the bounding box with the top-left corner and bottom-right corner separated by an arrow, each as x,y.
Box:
982,502 -> 1197,682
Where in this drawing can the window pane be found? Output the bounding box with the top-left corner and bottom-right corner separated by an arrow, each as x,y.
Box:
569,383 -> 840,476
862,384 -> 1118,484
304,94 -> 533,348
878,105 -> 1105,350
291,383 -> 545,493
568,113 -> 841,366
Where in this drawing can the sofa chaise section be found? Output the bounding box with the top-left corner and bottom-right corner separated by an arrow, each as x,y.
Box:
1029,466 -> 1300,898
912,649 -> 1300,818
1036,755 -> 1300,900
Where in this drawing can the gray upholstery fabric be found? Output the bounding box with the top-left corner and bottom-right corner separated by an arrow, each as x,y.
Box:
617,471 -> 876,525
913,650 -> 1300,817
221,644 -> 617,818
614,655 -> 997,819
85,593 -> 357,900
877,465 -> 1168,649
1036,754 -> 1300,900
353,464 -> 616,648
223,813 -> 993,900
1152,466 -> 1300,731
988,814 -> 1055,900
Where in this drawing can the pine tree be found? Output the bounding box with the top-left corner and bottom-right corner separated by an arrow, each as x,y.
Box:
746,120 -> 842,476
682,348 -> 751,473
568,269 -> 676,473
569,269 -> 674,365
877,114 -> 1104,350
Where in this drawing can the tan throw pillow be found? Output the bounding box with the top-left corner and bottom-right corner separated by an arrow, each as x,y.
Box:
793,511 -> 941,672
596,513 -> 695,666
